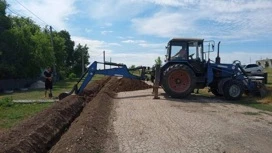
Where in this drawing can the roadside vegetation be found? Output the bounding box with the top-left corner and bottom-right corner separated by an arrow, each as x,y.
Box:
0,97 -> 52,130
0,75 -> 105,130
0,75 -> 105,100
0,0 -> 89,80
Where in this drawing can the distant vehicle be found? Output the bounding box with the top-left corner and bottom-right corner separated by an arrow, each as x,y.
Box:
243,64 -> 264,74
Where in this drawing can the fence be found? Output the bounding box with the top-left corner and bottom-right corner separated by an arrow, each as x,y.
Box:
0,78 -> 40,92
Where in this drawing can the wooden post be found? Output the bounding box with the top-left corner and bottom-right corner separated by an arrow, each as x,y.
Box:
153,64 -> 160,99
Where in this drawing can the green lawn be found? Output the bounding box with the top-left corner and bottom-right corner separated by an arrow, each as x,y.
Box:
0,99 -> 52,129
0,75 -> 105,130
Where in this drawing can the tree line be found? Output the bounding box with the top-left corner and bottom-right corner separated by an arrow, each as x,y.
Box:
0,0 -> 89,80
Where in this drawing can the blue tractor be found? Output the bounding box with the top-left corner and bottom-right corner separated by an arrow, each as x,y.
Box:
156,38 -> 267,100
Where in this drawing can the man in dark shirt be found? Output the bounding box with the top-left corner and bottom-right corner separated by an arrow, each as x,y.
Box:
44,67 -> 53,98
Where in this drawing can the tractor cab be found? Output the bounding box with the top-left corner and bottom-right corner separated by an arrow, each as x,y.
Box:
166,38 -> 204,62
165,38 -> 206,74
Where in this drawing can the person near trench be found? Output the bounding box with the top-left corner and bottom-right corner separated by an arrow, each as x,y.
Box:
44,67 -> 53,98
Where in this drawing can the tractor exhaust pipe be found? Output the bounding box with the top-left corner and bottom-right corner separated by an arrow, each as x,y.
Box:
216,41 -> 221,64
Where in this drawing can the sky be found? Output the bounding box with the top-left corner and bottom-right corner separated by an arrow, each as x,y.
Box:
6,0 -> 272,67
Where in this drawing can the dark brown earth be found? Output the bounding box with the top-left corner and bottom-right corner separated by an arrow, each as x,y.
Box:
0,77 -> 151,153
50,77 -> 151,153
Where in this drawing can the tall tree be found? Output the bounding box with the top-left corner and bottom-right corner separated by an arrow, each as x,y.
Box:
73,44 -> 90,77
0,16 -> 55,78
155,56 -> 162,66
58,30 -> 75,68
0,0 -> 10,32
51,31 -> 66,74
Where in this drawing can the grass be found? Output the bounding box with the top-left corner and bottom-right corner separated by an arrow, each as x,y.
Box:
0,75 -> 105,100
0,75 -> 105,130
0,98 -> 52,129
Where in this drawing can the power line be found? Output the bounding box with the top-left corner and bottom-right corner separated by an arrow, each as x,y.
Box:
6,7 -> 21,16
13,0 -> 48,25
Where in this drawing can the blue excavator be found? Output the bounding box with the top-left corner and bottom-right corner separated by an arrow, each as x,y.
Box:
58,61 -> 148,100
59,38 -> 267,100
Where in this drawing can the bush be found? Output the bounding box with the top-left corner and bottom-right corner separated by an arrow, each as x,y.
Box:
58,70 -> 67,80
68,73 -> 76,79
0,97 -> 14,107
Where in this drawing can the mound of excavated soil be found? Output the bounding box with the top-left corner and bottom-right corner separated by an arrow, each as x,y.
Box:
50,77 -> 152,153
0,77 -> 110,153
114,78 -> 152,92
0,77 -> 152,153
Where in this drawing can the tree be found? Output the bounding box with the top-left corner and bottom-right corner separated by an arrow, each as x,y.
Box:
0,0 -> 11,32
58,30 -> 75,68
73,44 -> 90,77
130,65 -> 136,69
0,1 -> 78,80
0,15 -> 55,79
51,31 -> 66,74
155,56 -> 162,66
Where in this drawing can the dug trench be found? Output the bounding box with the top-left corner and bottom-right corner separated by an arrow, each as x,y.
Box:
0,77 -> 151,153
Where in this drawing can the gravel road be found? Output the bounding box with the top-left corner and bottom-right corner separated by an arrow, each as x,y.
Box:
109,89 -> 272,153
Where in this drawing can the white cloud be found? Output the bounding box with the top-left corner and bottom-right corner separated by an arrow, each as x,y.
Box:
132,0 -> 272,40
108,43 -> 121,46
71,36 -> 163,67
132,11 -> 194,37
121,40 -> 146,44
138,43 -> 165,48
101,30 -> 113,35
85,0 -> 148,21
104,22 -> 112,27
72,36 -> 111,61
8,0 -> 77,30
107,52 -> 163,67
142,0 -> 199,7
85,28 -> 92,33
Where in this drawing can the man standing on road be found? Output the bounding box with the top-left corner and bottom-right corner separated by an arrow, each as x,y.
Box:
44,67 -> 53,98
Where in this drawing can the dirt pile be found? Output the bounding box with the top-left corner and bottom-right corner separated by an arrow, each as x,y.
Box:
49,77 -> 151,153
114,78 -> 152,92
0,77 -> 152,153
0,77 -> 110,153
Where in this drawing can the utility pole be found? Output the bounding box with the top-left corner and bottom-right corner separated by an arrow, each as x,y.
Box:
103,50 -> 105,69
49,26 -> 57,82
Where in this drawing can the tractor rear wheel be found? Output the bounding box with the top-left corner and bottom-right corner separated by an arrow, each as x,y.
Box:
223,80 -> 244,100
162,64 -> 196,98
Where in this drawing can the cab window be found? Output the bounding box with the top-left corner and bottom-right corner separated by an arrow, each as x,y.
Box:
170,42 -> 187,60
188,42 -> 203,61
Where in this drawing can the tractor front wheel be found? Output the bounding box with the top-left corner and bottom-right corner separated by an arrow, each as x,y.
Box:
223,80 -> 244,100
162,64 -> 196,98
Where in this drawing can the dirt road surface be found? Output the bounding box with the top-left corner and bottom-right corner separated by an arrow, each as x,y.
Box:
110,89 -> 272,153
